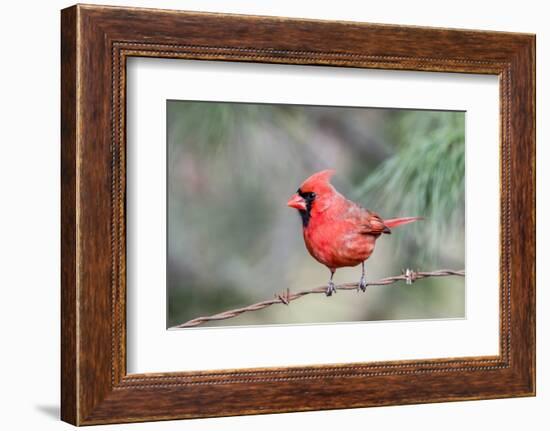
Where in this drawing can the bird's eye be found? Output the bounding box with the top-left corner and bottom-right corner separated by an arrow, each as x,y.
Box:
297,189 -> 315,200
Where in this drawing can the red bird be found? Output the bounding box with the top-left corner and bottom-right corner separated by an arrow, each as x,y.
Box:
287,169 -> 421,296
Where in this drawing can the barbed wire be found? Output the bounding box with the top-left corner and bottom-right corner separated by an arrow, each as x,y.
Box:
170,269 -> 465,329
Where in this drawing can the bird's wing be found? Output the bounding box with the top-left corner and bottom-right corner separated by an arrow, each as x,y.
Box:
361,212 -> 391,235
343,205 -> 390,235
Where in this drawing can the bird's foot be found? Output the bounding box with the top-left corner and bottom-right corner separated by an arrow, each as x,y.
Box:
326,280 -> 337,297
358,275 -> 367,292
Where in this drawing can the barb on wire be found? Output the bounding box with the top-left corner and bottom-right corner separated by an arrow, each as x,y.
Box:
170,269 -> 465,329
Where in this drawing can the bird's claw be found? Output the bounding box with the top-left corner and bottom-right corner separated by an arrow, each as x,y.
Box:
358,275 -> 367,292
326,280 -> 337,296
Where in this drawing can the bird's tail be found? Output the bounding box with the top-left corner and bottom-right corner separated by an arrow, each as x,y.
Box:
384,216 -> 423,229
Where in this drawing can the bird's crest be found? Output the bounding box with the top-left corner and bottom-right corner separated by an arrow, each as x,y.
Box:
299,169 -> 336,192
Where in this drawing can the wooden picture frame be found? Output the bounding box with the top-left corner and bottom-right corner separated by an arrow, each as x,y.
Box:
61,4 -> 535,425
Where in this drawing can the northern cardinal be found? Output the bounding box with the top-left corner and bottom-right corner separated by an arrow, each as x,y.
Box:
287,169 -> 421,296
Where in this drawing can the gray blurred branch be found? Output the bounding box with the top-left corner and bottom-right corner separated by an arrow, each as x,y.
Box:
171,269 -> 465,329
318,115 -> 390,163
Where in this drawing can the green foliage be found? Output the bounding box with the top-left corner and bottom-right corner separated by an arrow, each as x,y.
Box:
354,111 -> 465,262
168,101 -> 300,156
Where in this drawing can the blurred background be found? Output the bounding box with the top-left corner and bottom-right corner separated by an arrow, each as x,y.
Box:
167,100 -> 465,328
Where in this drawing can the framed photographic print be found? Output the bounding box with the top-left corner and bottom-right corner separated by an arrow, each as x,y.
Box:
61,4 -> 535,425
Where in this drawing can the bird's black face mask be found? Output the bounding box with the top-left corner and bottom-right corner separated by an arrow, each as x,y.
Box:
297,189 -> 316,227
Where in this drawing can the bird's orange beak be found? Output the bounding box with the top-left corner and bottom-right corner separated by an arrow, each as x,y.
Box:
287,193 -> 307,211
